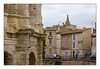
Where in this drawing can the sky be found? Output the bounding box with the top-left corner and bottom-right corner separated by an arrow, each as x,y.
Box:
42,4 -> 96,29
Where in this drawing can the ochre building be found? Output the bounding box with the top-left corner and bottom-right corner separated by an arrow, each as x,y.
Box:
60,27 -> 92,59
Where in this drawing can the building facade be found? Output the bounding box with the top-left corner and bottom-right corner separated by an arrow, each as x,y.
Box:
45,15 -> 77,58
91,23 -> 96,56
61,28 -> 92,59
4,4 -> 46,65
45,27 -> 58,58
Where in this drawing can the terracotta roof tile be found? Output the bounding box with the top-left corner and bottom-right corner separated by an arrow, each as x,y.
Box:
56,28 -> 72,34
61,28 -> 91,34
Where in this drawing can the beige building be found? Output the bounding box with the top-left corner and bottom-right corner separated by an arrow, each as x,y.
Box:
60,28 -> 92,59
45,15 -> 77,58
4,4 -> 46,65
45,27 -> 58,58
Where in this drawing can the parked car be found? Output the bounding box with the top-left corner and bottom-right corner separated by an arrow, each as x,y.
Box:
55,55 -> 61,59
90,52 -> 96,60
50,54 -> 61,59
81,53 -> 91,59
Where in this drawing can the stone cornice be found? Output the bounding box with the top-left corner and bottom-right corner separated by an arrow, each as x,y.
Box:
4,13 -> 9,16
4,13 -> 30,18
4,38 -> 17,40
17,28 -> 46,38
34,23 -> 43,26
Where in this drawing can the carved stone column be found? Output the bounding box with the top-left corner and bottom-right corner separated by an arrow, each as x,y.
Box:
36,4 -> 43,33
36,38 -> 43,65
20,54 -> 29,65
28,4 -> 38,32
28,4 -> 43,33
4,13 -> 9,38
17,4 -> 31,29
17,4 -> 29,17
8,4 -> 17,14
4,4 -> 9,38
7,4 -> 17,27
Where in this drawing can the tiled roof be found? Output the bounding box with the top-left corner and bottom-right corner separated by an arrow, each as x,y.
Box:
56,28 -> 91,34
56,28 -> 72,34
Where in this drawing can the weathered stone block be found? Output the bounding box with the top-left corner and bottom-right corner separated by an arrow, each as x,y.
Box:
17,34 -> 29,40
17,41 -> 29,45
29,41 -> 35,46
21,60 -> 29,65
16,60 -> 21,65
20,54 -> 29,60
16,54 -> 20,60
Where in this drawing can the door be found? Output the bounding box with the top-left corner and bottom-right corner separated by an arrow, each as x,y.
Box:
72,51 -> 75,58
65,52 -> 68,59
29,52 -> 36,65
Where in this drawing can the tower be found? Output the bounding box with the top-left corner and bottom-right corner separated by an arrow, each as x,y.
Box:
64,15 -> 71,27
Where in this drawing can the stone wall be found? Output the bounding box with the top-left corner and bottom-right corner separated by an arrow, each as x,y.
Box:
43,60 -> 96,65
4,4 -> 46,65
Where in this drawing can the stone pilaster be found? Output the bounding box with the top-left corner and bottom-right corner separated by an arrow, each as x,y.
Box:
36,38 -> 43,65
37,4 -> 43,33
28,4 -> 43,33
20,54 -> 29,65
17,4 -> 31,29
4,13 -> 9,38
7,4 -> 17,27
15,53 -> 29,65
28,4 -> 38,32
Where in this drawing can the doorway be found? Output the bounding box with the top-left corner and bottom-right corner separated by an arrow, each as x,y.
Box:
29,52 -> 36,65
65,52 -> 68,59
72,51 -> 75,58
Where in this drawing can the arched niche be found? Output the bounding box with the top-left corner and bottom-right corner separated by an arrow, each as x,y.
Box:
29,52 -> 36,65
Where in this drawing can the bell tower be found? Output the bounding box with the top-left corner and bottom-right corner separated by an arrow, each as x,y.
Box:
64,15 -> 71,27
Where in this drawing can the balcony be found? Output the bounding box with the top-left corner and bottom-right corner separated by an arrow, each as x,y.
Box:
61,47 -> 70,50
48,36 -> 53,39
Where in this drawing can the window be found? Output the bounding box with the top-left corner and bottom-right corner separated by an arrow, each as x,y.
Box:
72,34 -> 76,40
73,42 -> 75,48
49,32 -> 52,36
48,32 -> 52,39
49,39 -> 52,45
49,49 -> 52,54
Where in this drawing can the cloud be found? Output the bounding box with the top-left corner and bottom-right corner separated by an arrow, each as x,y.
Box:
42,4 -> 96,28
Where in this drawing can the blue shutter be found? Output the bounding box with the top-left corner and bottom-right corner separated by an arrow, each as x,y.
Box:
65,52 -> 68,59
66,43 -> 68,48
73,34 -> 75,40
66,36 -> 68,40
73,42 -> 75,48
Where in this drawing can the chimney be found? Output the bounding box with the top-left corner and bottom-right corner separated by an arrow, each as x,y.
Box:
62,22 -> 65,26
83,27 -> 85,29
